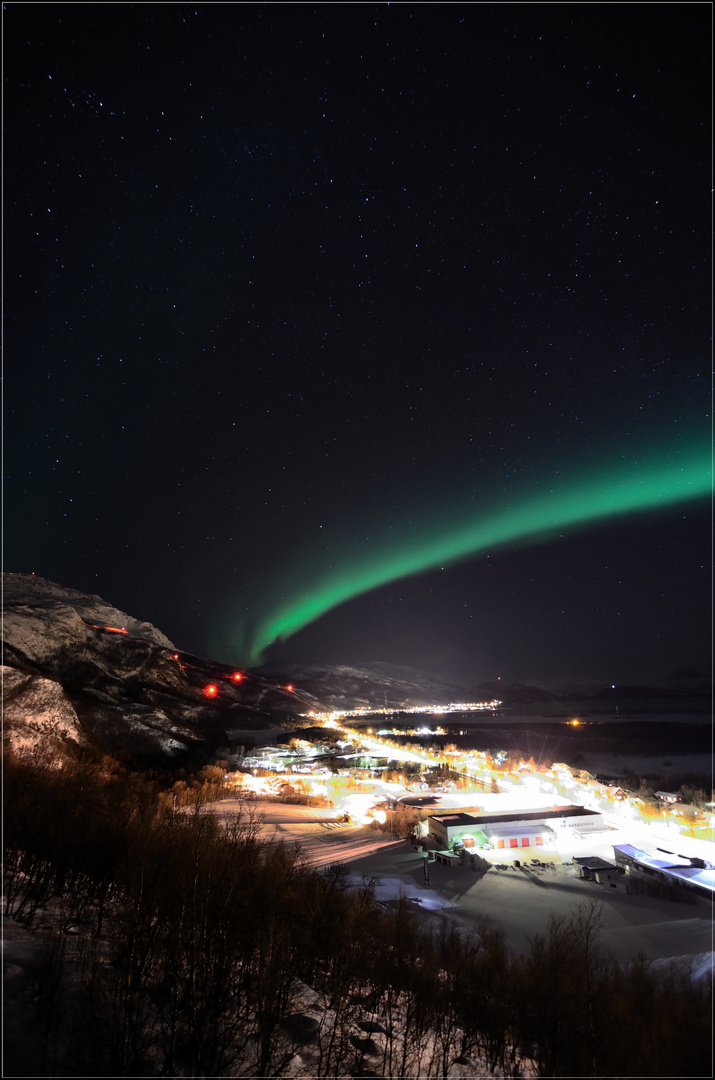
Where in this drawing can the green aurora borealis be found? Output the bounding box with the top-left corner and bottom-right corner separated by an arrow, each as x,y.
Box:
243,445 -> 710,666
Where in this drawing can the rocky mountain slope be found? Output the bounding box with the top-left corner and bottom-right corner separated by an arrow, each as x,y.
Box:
2,574 -> 322,764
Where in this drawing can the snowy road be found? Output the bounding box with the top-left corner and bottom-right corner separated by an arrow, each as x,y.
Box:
206,798 -> 405,867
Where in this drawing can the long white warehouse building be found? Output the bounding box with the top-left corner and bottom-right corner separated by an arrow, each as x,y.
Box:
428,805 -> 604,851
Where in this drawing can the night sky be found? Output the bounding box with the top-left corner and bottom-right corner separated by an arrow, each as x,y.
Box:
5,3 -> 711,688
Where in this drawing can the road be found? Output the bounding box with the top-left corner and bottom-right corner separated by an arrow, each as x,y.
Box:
206,798 -> 404,868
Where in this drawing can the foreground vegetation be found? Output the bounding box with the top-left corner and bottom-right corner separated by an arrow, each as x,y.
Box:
3,751 -> 712,1077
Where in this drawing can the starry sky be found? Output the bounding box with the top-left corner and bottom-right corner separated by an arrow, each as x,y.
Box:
5,3 -> 711,688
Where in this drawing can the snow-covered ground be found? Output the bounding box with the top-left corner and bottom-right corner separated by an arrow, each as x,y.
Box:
207,798 -> 405,869
4,796 -> 711,1079
205,798 -> 714,971
345,843 -> 714,973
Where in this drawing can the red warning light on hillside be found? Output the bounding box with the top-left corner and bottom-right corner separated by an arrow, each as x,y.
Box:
204,684 -> 218,698
285,684 -> 294,692
232,672 -> 243,682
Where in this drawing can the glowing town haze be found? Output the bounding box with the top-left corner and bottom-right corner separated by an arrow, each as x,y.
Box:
309,699 -> 503,726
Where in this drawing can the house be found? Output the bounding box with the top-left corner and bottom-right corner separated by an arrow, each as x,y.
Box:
573,855 -> 632,893
573,855 -> 616,880
552,763 -> 577,780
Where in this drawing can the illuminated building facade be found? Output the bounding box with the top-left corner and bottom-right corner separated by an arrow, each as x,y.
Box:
428,805 -> 604,851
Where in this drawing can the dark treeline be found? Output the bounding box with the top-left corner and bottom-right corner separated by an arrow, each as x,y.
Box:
3,752 -> 711,1077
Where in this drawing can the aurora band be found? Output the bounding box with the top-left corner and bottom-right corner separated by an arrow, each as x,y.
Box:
248,449 -> 710,664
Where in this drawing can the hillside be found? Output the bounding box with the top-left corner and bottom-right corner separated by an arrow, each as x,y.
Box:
254,660 -> 470,710
1,574 -> 321,764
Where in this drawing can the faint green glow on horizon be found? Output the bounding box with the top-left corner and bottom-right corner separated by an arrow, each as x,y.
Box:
245,449 -> 710,665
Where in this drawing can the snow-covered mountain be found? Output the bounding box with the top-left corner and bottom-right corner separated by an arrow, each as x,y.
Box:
3,572 -> 177,656
3,575 -> 485,764
257,661 -> 712,714
2,574 -> 318,763
254,661 -> 470,710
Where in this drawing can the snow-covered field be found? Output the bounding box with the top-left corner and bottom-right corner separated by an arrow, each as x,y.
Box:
208,799 -> 713,970
345,842 -> 714,971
